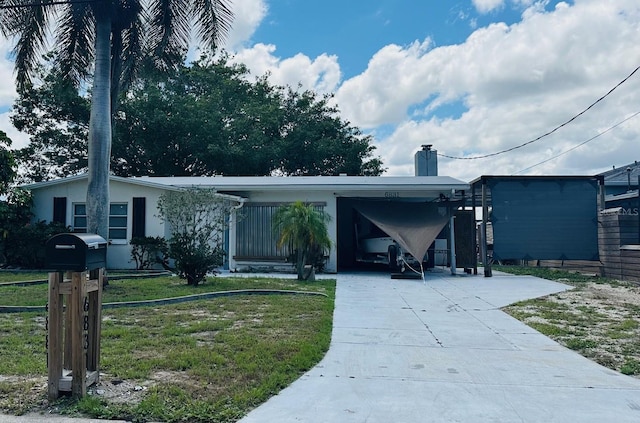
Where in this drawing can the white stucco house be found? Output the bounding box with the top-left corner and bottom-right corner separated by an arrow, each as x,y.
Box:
23,170 -> 469,272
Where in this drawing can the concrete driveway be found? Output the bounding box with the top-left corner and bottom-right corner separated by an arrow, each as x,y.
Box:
239,271 -> 640,423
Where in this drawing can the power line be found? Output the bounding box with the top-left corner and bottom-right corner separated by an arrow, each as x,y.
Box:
513,110 -> 640,174
438,64 -> 640,160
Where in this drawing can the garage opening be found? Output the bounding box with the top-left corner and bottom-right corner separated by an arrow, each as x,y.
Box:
336,198 -> 460,272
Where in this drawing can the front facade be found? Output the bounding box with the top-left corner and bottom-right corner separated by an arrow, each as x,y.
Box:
24,174 -> 469,271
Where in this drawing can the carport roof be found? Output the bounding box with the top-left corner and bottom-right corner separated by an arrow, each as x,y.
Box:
133,175 -> 469,193
22,174 -> 469,198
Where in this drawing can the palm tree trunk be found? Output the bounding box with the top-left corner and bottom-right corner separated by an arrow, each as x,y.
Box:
86,15 -> 113,240
296,248 -> 304,280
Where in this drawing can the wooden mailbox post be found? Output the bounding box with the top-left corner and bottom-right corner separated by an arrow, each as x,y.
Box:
45,233 -> 107,400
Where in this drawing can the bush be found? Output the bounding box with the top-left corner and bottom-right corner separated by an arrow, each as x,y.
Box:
169,234 -> 225,286
157,188 -> 235,286
130,236 -> 169,270
2,220 -> 69,268
1,189 -> 69,268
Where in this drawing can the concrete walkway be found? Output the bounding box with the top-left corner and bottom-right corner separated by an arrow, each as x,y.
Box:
239,271 -> 640,423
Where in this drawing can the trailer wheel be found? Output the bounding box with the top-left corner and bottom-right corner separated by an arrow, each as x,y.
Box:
388,244 -> 399,271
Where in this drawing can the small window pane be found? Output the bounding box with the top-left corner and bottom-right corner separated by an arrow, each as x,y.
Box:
74,204 -> 86,215
109,216 -> 127,227
110,204 -> 127,215
74,217 -> 87,227
109,228 -> 127,239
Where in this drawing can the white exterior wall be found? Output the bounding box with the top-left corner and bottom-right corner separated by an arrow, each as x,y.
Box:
228,190 -> 338,273
26,175 -> 470,273
30,179 -> 168,269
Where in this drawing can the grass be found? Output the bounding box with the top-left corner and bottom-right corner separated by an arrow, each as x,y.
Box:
498,265 -> 640,378
0,272 -> 48,283
0,274 -> 332,307
493,265 -> 624,287
0,274 -> 336,422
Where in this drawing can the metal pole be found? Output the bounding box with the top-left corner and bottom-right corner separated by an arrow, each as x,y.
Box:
482,178 -> 492,277
599,176 -> 606,212
472,184 -> 478,275
449,214 -> 456,275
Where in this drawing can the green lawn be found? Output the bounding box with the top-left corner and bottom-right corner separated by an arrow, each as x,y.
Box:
0,274 -> 336,422
0,274 -> 332,307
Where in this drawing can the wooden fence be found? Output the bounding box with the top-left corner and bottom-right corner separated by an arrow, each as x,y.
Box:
599,210 -> 640,282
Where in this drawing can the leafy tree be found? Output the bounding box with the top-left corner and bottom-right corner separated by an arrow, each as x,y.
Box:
0,0 -> 233,240
13,57 -> 385,178
272,201 -> 332,281
157,188 -> 236,286
11,57 -> 90,182
0,131 -> 16,194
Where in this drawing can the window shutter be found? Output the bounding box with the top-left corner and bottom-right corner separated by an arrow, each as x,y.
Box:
132,197 -> 146,238
53,197 -> 67,224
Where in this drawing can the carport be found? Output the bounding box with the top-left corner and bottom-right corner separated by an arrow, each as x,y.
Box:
333,176 -> 472,275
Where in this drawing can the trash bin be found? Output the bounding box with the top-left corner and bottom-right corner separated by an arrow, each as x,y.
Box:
45,233 -> 107,271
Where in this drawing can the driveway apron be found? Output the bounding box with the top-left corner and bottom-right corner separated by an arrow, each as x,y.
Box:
239,271 -> 640,423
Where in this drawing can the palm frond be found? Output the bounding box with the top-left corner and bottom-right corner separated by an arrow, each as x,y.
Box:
56,2 -> 95,87
116,0 -> 145,94
146,0 -> 192,70
1,1 -> 58,91
191,0 -> 233,48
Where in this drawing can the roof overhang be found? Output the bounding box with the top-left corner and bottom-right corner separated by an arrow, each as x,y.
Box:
133,175 -> 469,196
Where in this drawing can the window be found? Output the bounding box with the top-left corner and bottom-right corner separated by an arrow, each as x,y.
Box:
72,203 -> 128,240
109,203 -> 128,240
236,204 -> 285,259
73,204 -> 87,232
235,203 -> 325,259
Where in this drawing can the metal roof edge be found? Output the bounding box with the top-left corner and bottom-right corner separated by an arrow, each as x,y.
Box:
469,175 -> 602,187
22,174 -> 185,192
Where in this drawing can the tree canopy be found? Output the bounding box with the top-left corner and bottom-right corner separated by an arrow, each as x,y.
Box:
0,131 -> 16,195
13,57 -> 385,179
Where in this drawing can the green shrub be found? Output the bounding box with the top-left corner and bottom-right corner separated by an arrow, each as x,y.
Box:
157,188 -> 234,286
2,220 -> 69,268
130,236 -> 169,270
169,234 -> 225,286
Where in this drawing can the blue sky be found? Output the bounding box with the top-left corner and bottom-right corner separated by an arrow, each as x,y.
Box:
251,1 -> 539,79
2,0 -> 640,181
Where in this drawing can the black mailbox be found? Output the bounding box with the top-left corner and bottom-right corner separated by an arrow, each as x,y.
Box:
46,233 -> 107,271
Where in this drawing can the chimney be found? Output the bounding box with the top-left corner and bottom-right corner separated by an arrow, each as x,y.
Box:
414,144 -> 438,176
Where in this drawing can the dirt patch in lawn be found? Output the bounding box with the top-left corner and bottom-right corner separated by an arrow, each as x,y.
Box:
504,280 -> 640,378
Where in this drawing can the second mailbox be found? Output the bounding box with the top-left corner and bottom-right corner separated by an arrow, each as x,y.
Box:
45,233 -> 107,271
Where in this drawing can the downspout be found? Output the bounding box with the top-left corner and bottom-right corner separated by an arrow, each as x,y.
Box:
228,198 -> 246,272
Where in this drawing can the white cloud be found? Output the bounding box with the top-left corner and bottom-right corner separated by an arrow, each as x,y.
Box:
472,0 -> 505,14
224,0 -> 268,50
0,112 -> 29,150
230,43 -> 342,94
335,0 -> 640,180
0,38 -> 17,109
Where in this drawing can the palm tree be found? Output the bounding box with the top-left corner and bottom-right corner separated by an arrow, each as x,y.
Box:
272,201 -> 332,281
0,0 -> 233,239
